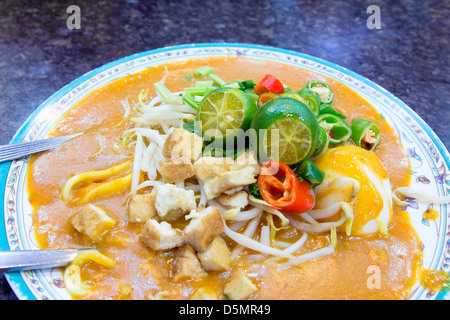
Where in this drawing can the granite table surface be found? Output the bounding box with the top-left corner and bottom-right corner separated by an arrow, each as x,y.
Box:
0,0 -> 448,300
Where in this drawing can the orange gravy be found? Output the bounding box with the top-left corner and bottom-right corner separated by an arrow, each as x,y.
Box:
27,57 -> 422,300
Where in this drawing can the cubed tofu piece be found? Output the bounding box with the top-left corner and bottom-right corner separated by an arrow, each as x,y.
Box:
172,244 -> 207,282
155,184 -> 196,221
184,206 -> 224,251
218,191 -> 249,208
193,156 -> 234,181
159,157 -> 195,183
141,219 -> 185,250
163,128 -> 203,161
197,236 -> 231,271
128,193 -> 157,223
203,167 -> 257,199
190,287 -> 220,300
71,204 -> 115,240
224,271 -> 258,300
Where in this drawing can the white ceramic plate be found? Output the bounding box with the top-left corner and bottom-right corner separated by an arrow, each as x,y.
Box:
1,43 -> 449,300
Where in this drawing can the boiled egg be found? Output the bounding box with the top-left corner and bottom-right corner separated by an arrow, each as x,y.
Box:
313,145 -> 393,236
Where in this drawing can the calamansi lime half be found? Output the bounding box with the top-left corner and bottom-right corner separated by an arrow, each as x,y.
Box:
250,97 -> 319,165
196,87 -> 257,143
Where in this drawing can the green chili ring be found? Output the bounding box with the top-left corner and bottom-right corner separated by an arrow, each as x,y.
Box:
319,103 -> 346,119
317,113 -> 352,146
306,81 -> 334,104
295,159 -> 325,188
351,118 -> 381,150
296,88 -> 321,116
312,125 -> 328,157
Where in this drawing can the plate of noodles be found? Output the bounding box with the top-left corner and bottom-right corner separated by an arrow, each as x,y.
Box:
1,43 -> 449,300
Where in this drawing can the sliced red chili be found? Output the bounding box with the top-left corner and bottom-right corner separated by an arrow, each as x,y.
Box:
257,92 -> 280,107
254,74 -> 285,95
258,161 -> 315,214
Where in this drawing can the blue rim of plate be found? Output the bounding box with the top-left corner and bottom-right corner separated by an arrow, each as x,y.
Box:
1,42 -> 449,300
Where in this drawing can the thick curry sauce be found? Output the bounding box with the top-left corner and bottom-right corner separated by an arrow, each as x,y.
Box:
27,57 -> 422,299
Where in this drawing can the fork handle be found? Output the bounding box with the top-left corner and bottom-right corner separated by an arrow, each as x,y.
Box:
0,133 -> 81,163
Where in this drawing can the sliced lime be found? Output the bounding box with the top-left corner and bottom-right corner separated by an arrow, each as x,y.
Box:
196,87 -> 257,142
251,97 -> 319,165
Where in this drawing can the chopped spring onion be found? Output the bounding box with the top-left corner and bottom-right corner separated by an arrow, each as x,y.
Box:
182,93 -> 200,110
154,82 -> 171,99
195,80 -> 214,87
184,86 -> 210,96
209,73 -> 226,87
195,66 -> 215,78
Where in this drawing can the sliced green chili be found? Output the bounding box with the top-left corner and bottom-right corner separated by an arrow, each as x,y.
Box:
295,159 -> 325,188
297,88 -> 321,116
312,126 -> 328,157
317,113 -> 352,146
306,81 -> 334,104
351,118 -> 381,150
319,103 -> 346,119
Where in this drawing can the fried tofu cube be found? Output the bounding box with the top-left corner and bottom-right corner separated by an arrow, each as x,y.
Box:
184,206 -> 224,251
154,184 -> 196,221
159,157 -> 195,184
140,219 -> 185,250
224,271 -> 258,300
197,236 -> 231,271
128,193 -> 157,223
194,152 -> 259,200
163,128 -> 203,162
193,156 -> 234,181
71,204 -> 115,240
190,287 -> 220,300
218,191 -> 249,208
172,244 -> 207,282
203,167 -> 257,199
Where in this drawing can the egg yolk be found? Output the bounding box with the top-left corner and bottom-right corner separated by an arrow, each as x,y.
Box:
313,145 -> 393,235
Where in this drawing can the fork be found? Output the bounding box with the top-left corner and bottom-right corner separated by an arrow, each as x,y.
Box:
0,133 -> 81,163
0,248 -> 93,272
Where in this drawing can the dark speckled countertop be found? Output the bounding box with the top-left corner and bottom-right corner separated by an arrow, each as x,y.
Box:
0,0 -> 449,300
